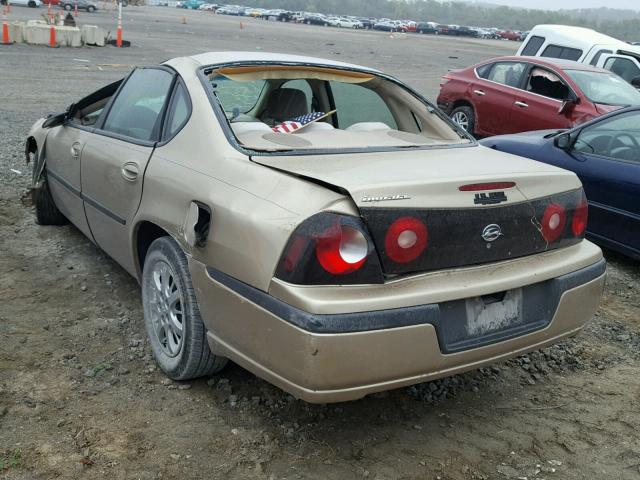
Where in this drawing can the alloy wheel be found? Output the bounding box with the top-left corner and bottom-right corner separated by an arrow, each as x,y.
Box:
452,111 -> 469,130
149,260 -> 184,357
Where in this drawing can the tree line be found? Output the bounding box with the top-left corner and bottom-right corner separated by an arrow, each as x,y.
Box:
241,0 -> 640,41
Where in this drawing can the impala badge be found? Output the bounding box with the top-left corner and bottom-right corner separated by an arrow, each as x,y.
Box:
361,194 -> 411,203
481,224 -> 503,242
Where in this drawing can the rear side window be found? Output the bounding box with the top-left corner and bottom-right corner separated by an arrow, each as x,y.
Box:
590,49 -> 613,66
164,82 -> 191,140
102,68 -> 174,142
329,81 -> 397,129
521,35 -> 545,56
486,62 -> 527,88
541,45 -> 583,61
476,63 -> 492,79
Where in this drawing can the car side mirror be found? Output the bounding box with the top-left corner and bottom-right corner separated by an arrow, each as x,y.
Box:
558,92 -> 579,115
631,76 -> 640,89
42,111 -> 68,129
554,132 -> 574,151
42,103 -> 76,129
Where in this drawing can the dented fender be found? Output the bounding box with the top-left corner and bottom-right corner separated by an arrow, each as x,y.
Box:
25,117 -> 50,187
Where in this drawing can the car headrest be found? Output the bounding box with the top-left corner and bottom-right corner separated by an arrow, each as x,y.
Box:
263,88 -> 309,123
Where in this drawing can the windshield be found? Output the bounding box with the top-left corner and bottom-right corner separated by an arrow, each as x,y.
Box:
566,70 -> 640,106
206,64 -> 469,152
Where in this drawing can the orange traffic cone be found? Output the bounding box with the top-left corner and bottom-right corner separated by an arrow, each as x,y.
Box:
239,21 -> 244,30
115,2 -> 122,47
1,11 -> 11,45
48,24 -> 57,47
74,0 -> 78,16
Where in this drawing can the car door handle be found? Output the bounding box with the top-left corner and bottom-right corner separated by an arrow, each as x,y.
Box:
514,101 -> 529,108
473,89 -> 486,96
70,142 -> 82,158
121,162 -> 139,182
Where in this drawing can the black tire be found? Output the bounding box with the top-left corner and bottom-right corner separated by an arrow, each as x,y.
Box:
28,0 -> 36,6
64,3 -> 72,10
142,236 -> 227,381
87,5 -> 95,11
450,105 -> 476,135
31,152 -> 67,226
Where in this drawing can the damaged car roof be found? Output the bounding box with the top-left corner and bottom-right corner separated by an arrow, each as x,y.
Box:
170,51 -> 382,72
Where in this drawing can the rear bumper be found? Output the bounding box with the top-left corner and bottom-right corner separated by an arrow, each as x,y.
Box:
191,242 -> 605,403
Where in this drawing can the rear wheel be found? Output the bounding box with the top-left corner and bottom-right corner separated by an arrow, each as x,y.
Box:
28,0 -> 36,6
87,5 -> 95,11
64,3 -> 72,10
142,236 -> 227,381
450,105 -> 476,135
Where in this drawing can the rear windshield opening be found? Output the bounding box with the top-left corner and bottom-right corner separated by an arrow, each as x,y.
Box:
205,64 -> 469,152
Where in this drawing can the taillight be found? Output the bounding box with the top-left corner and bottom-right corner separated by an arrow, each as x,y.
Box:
316,224 -> 368,275
275,213 -> 384,285
572,198 -> 588,237
384,217 -> 428,264
541,203 -> 567,243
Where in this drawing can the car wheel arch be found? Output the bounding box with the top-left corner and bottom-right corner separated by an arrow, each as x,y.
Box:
26,136 -> 46,187
134,221 -> 174,280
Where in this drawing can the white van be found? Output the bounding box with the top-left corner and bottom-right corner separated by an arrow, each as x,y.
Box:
517,25 -> 640,85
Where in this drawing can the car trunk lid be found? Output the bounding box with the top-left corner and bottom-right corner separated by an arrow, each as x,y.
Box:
253,146 -> 584,274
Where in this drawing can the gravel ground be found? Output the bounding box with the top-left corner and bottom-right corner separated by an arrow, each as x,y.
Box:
1,7 -> 640,480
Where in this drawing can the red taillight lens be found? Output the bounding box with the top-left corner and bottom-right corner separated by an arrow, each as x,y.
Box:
384,217 -> 428,264
275,213 -> 384,285
572,199 -> 588,237
316,223 -> 368,275
541,203 -> 567,243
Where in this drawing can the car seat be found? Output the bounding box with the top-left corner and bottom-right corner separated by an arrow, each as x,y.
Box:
260,88 -> 309,125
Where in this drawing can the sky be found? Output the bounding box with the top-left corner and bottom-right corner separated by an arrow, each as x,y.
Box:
475,0 -> 639,10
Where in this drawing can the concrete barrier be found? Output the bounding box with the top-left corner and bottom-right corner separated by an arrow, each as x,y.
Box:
81,24 -> 105,46
18,20 -> 105,47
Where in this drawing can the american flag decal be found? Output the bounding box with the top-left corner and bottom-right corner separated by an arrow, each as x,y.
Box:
272,111 -> 327,133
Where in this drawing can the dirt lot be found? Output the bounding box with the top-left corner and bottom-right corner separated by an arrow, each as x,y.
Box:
1,7 -> 640,480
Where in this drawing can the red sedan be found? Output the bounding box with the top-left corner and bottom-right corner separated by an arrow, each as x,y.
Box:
437,56 -> 640,137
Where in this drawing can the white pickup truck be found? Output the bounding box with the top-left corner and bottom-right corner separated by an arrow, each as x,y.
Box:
517,25 -> 640,89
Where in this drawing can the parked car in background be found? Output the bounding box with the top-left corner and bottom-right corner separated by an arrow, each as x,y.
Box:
500,30 -> 521,41
451,26 -> 479,37
437,56 -> 640,137
437,24 -> 453,35
26,51 -> 605,403
401,20 -> 417,32
178,0 -> 202,9
373,20 -> 406,32
357,17 -> 375,29
6,0 -> 42,7
481,106 -> 640,259
333,17 -> 362,28
259,9 -> 292,22
416,22 -> 438,34
60,0 -> 96,11
303,14 -> 329,26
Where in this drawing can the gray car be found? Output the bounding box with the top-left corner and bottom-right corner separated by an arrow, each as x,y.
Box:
60,0 -> 97,12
